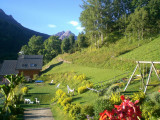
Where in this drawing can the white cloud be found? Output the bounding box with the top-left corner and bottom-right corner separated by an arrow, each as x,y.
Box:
69,21 -> 79,26
48,24 -> 56,28
76,26 -> 85,32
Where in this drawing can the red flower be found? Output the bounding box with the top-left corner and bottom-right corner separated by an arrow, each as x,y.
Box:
158,90 -> 160,92
120,95 -> 125,101
99,95 -> 141,120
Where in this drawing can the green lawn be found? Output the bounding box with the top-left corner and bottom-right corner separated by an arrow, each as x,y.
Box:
17,35 -> 160,120
42,60 -> 127,84
21,83 -> 57,109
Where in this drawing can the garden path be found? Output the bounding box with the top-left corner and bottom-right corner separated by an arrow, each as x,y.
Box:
24,108 -> 54,120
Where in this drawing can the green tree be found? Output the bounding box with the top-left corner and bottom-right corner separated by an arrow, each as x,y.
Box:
61,38 -> 70,53
126,7 -> 149,41
44,35 -> 61,54
77,32 -> 88,48
28,35 -> 44,54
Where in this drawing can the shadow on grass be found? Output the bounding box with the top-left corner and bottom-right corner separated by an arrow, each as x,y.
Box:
72,97 -> 82,101
29,93 -> 49,95
121,91 -> 140,95
41,61 -> 63,74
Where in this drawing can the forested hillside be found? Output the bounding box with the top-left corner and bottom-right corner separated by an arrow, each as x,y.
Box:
0,9 -> 49,62
79,0 -> 160,48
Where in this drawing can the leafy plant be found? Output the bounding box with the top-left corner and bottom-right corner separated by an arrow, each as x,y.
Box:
0,74 -> 24,118
61,97 -> 72,106
21,87 -> 28,95
94,98 -> 113,120
99,95 -> 141,120
109,92 -> 121,105
131,91 -> 145,103
81,104 -> 94,117
78,86 -> 87,94
69,104 -> 81,120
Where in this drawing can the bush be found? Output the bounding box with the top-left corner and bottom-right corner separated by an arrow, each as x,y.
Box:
94,98 -> 113,119
141,97 -> 156,119
69,104 -> 81,120
33,74 -> 39,80
56,89 -> 64,97
63,104 -> 73,114
21,87 -> 28,95
78,86 -> 87,94
105,84 -> 120,95
61,97 -> 72,106
86,83 -> 93,88
131,91 -> 145,103
81,105 -> 94,116
109,92 -> 121,105
74,74 -> 86,81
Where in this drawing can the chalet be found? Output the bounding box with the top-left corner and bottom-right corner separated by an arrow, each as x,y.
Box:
0,55 -> 43,84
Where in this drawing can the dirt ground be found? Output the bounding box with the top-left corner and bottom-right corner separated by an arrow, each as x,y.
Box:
24,108 -> 54,120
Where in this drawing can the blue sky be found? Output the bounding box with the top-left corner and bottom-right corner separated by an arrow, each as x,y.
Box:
0,0 -> 84,36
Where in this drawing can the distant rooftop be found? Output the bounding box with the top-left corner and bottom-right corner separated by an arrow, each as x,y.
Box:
16,55 -> 43,70
0,60 -> 18,75
18,55 -> 43,59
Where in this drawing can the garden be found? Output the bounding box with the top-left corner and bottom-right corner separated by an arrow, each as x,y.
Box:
0,60 -> 160,120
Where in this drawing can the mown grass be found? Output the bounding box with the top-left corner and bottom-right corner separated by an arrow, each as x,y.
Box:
118,35 -> 160,61
20,35 -> 160,120
21,83 -> 57,109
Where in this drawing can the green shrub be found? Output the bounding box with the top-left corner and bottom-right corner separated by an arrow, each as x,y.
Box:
74,74 -> 86,81
33,74 -> 39,80
21,87 -> 28,95
56,89 -> 64,97
81,105 -> 94,116
155,93 -> 160,103
86,83 -> 93,88
105,84 -> 120,95
141,97 -> 156,119
109,92 -> 121,105
69,104 -> 81,120
131,91 -> 145,103
63,104 -> 73,114
150,92 -> 160,104
94,98 -> 114,119
78,86 -> 87,94
61,97 -> 72,106
57,98 -> 63,104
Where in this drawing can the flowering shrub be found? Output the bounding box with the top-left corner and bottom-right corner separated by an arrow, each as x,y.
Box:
99,95 -> 141,120
109,92 -> 121,105
21,87 -> 28,95
131,91 -> 145,103
78,86 -> 87,94
61,97 -> 72,106
73,74 -> 86,81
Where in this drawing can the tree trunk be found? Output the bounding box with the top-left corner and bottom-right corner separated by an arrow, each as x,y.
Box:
101,32 -> 103,44
142,28 -> 144,40
94,34 -> 97,48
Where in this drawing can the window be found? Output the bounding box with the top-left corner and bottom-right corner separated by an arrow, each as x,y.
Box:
30,64 -> 37,67
22,64 -> 28,67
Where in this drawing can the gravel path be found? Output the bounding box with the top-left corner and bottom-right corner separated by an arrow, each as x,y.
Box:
24,108 -> 54,120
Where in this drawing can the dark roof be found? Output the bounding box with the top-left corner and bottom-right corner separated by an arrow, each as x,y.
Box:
16,55 -> 43,70
19,55 -> 43,59
0,60 -> 19,75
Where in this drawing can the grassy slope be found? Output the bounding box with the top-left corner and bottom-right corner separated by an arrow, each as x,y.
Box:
23,35 -> 160,120
118,36 -> 160,61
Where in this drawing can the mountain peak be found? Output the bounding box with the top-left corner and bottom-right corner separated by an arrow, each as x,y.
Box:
0,9 -> 5,14
55,31 -> 77,40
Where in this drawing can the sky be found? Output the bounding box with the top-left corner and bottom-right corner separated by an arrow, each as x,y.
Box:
0,0 -> 84,36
